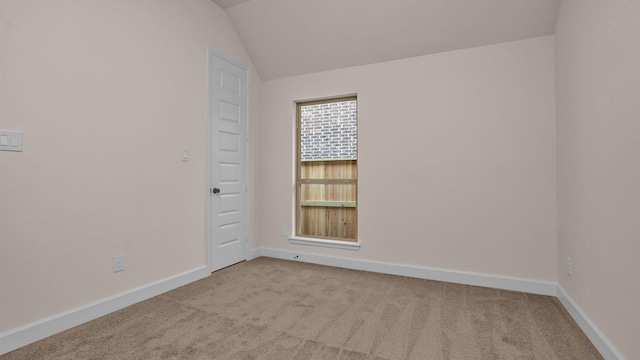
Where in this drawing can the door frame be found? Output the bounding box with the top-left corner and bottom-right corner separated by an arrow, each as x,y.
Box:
206,48 -> 252,273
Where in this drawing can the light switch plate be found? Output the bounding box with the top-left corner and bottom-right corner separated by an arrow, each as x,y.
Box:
181,148 -> 189,162
113,255 -> 125,272
0,130 -> 23,152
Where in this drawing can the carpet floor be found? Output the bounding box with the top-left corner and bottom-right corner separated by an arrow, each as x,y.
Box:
2,257 -> 603,359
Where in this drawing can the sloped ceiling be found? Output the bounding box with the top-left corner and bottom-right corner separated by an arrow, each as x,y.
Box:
211,0 -> 250,9
212,0 -> 561,80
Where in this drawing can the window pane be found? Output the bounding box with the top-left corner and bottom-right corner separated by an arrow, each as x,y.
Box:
299,183 -> 356,241
296,97 -> 357,242
299,100 -> 357,162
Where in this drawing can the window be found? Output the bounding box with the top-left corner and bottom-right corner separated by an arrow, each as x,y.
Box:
296,96 -> 357,242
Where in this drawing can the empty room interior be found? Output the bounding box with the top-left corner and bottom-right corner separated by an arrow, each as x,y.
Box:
0,0 -> 638,359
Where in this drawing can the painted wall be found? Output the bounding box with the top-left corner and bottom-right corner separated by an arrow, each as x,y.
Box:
0,0 -> 259,332
555,0 -> 640,358
254,36 -> 557,282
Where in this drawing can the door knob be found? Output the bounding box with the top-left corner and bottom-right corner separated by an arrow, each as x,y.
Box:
212,187 -> 220,194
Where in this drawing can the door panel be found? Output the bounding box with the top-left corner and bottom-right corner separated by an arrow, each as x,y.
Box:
209,51 -> 249,272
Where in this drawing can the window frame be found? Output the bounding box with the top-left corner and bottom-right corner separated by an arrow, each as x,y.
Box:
295,96 -> 358,243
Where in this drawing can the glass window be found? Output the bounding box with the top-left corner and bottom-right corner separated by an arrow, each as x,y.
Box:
296,97 -> 357,241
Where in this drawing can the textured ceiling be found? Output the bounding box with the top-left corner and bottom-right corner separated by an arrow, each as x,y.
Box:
214,0 -> 561,80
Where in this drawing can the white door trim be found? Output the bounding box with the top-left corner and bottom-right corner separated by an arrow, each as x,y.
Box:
206,48 -> 251,273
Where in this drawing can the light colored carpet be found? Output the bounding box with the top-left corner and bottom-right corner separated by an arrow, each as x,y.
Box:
2,257 -> 603,359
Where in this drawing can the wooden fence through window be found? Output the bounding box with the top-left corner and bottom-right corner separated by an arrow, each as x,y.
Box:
299,160 -> 357,240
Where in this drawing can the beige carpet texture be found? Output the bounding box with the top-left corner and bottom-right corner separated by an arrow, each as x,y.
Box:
2,257 -> 603,360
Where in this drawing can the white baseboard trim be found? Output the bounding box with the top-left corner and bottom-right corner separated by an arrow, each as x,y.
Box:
249,247 -> 556,296
556,285 -> 625,360
0,266 -> 210,356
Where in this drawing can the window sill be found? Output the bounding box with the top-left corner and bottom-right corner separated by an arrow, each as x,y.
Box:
288,236 -> 360,251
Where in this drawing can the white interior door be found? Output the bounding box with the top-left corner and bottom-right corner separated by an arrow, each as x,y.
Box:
209,50 -> 249,272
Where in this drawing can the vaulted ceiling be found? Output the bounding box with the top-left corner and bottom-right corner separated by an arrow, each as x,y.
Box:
212,0 -> 561,80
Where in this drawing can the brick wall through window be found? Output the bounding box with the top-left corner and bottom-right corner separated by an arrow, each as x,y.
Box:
300,100 -> 357,160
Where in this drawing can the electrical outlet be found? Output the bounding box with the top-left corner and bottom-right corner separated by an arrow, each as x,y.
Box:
281,226 -> 288,237
0,130 -> 23,152
114,255 -> 125,272
566,257 -> 572,276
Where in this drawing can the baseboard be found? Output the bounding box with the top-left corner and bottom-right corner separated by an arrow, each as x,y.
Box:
556,285 -> 625,360
249,247 -> 556,296
0,266 -> 210,356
